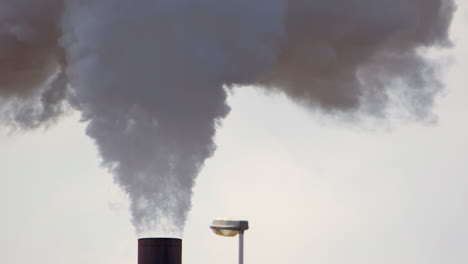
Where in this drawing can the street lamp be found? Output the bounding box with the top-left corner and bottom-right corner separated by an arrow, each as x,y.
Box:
210,219 -> 249,264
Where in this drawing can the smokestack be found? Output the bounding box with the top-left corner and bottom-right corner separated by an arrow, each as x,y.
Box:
138,238 -> 182,264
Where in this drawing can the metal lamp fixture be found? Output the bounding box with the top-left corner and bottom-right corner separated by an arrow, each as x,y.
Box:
210,219 -> 249,264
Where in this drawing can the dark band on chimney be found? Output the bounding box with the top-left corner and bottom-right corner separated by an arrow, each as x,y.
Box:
138,238 -> 182,264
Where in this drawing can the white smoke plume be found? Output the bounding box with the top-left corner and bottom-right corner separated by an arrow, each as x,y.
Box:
0,0 -> 455,234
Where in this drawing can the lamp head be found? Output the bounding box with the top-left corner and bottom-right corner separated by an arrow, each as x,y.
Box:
210,219 -> 249,237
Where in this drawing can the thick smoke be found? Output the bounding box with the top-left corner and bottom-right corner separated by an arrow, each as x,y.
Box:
261,0 -> 455,117
0,0 -> 455,234
0,1 -> 67,128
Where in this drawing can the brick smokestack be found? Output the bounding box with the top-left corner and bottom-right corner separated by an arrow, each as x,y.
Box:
138,238 -> 182,264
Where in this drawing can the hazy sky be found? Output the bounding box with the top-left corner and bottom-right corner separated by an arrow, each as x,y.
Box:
1,2 -> 467,264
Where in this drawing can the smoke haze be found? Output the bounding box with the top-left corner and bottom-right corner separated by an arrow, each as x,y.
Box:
0,0 -> 455,234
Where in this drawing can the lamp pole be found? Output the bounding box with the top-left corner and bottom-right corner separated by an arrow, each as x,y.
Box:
239,230 -> 244,264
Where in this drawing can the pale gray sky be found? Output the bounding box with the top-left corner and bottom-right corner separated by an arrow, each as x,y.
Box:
1,2 -> 467,264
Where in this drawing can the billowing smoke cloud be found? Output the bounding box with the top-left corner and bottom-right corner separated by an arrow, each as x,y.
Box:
261,0 -> 455,117
0,1 -> 66,128
0,0 -> 455,234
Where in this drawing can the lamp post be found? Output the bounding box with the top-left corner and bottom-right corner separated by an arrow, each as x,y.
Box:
210,219 -> 249,264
